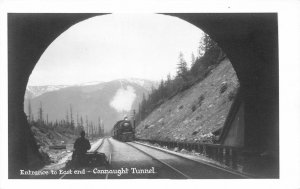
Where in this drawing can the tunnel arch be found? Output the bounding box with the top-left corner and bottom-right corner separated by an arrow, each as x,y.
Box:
8,13 -> 278,178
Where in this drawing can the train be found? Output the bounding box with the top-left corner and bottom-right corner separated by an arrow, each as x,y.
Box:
112,119 -> 135,142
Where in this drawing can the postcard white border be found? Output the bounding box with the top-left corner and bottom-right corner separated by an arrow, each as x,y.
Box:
1,0 -> 300,189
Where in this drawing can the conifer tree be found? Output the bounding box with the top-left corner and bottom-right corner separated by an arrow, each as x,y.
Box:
80,116 -> 84,128
27,99 -> 32,123
198,33 -> 217,57
46,114 -> 49,125
85,115 -> 89,136
141,93 -> 147,120
176,52 -> 188,81
158,79 -> 165,99
191,53 -> 196,67
70,104 -> 74,128
66,109 -> 69,125
38,101 -> 43,124
76,112 -> 79,127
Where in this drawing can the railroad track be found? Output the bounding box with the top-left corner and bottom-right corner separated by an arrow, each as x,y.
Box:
125,141 -> 191,178
92,137 -> 106,152
126,141 -> 250,179
59,137 -> 107,179
58,137 -> 250,179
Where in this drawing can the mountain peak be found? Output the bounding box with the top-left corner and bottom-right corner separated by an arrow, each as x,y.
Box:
115,78 -> 159,91
76,81 -> 104,86
26,85 -> 69,99
25,78 -> 158,99
24,78 -> 157,132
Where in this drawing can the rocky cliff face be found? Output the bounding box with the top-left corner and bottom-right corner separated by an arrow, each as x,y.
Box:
135,58 -> 239,143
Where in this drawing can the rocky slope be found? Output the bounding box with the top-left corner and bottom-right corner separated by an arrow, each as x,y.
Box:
135,58 -> 239,143
30,124 -> 76,164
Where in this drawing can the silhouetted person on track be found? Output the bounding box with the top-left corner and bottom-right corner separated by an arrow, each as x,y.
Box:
72,131 -> 91,166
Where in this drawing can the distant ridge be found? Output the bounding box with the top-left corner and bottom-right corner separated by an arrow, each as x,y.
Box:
24,78 -> 157,133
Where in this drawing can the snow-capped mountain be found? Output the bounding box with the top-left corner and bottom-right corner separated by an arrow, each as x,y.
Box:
120,78 -> 158,91
25,79 -> 157,100
76,81 -> 104,86
24,78 -> 157,133
25,85 -> 69,99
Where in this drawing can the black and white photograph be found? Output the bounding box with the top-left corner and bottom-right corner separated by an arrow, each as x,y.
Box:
1,0 -> 300,188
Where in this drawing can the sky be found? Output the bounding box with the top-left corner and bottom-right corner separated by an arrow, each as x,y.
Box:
28,14 -> 204,86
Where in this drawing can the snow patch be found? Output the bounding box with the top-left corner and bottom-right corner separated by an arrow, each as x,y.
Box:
120,78 -> 159,91
26,85 -> 69,98
77,81 -> 103,86
110,86 -> 137,112
125,78 -> 145,87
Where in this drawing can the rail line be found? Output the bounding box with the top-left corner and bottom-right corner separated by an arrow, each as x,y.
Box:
128,141 -> 250,179
104,138 -> 117,179
59,137 -> 250,179
124,141 -> 191,179
59,137 -> 107,179
93,137 -> 106,152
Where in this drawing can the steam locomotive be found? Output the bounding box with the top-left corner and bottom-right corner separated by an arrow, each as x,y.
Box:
112,120 -> 135,142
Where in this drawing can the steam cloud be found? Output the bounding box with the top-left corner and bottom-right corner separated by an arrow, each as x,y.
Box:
110,86 -> 136,112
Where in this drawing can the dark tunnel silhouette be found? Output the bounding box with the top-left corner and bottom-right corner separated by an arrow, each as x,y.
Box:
8,13 -> 279,178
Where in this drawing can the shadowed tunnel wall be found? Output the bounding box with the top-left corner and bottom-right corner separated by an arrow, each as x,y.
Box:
8,13 -> 278,178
